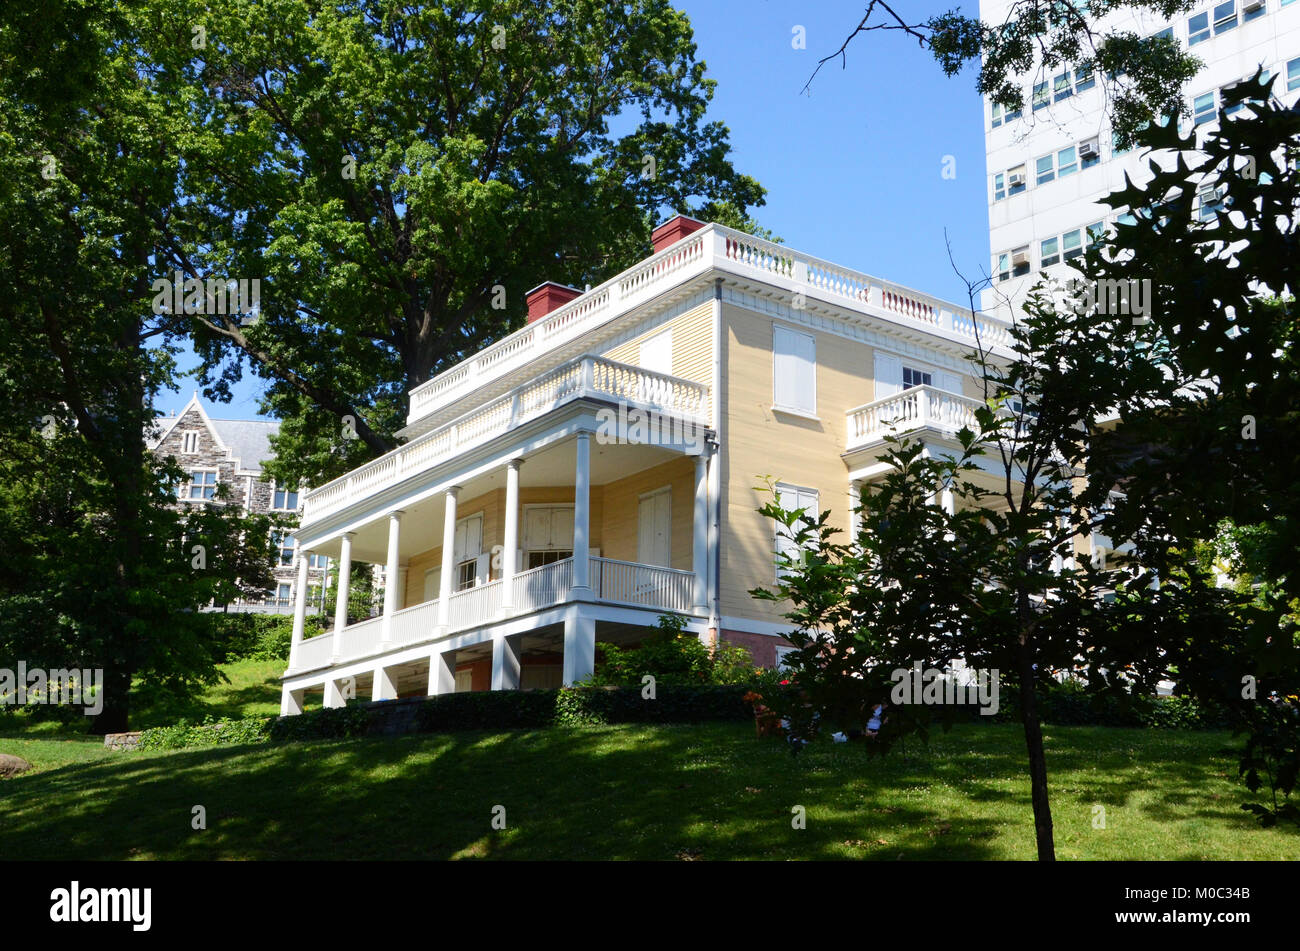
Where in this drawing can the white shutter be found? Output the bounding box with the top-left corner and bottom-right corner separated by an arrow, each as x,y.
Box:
552,507 -> 574,549
936,371 -> 963,395
774,325 -> 816,414
637,489 -> 672,567
639,329 -> 673,376
424,567 -> 441,602
874,352 -> 903,399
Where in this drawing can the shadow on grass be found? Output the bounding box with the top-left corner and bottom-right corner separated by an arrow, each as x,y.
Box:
0,722 -> 1286,860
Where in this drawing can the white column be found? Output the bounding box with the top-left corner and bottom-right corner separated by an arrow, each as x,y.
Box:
323,677 -> 346,709
501,458 -> 523,610
706,439 -> 721,638
380,511 -> 403,646
562,608 -> 596,686
571,432 -> 591,595
288,545 -> 311,670
437,487 -> 460,629
692,451 -> 709,614
373,665 -> 398,701
331,533 -> 354,661
491,633 -> 521,691
428,649 -> 456,696
280,687 -> 305,716
940,486 -> 955,515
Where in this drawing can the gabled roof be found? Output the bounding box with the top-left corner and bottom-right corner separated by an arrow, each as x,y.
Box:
148,392 -> 279,476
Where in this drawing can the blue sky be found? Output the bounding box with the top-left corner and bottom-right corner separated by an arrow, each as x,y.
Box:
157,1 -> 987,421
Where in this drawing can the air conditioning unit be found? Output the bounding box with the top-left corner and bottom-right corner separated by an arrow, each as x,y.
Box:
1198,182 -> 1224,204
1243,0 -> 1262,12
1079,139 -> 1099,159
1011,250 -> 1030,268
1008,170 -> 1026,187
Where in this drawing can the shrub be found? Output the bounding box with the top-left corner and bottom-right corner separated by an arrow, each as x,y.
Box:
267,703 -> 370,742
585,613 -> 763,687
136,715 -> 273,752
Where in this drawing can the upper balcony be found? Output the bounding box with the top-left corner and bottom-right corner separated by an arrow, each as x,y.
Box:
403,223 -> 1013,436
302,354 -> 707,526
846,385 -> 986,452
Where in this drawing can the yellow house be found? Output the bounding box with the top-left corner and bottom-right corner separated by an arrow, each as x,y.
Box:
279,216 -> 1021,714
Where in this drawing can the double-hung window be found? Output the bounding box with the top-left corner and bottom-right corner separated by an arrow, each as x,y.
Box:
1054,72 -> 1073,101
274,532 -> 295,567
1079,136 -> 1100,169
1057,146 -> 1078,178
1193,92 -> 1216,126
1032,82 -> 1050,110
993,171 -> 1007,201
1040,237 -> 1061,267
1213,0 -> 1237,33
1188,11 -> 1210,44
1288,57 -> 1300,92
1036,154 -> 1056,185
1074,69 -> 1096,92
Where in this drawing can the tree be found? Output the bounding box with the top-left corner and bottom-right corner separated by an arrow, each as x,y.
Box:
136,0 -> 768,486
0,2 -> 275,731
1081,72 -> 1300,824
808,0 -> 1202,145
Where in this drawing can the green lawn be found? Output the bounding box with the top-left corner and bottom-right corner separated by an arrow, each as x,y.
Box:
1,721 -> 1295,860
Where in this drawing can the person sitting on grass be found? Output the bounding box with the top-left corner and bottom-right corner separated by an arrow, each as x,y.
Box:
866,701 -> 888,738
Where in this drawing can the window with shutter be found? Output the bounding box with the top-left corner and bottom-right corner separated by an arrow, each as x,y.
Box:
773,325 -> 816,416
774,483 -> 819,581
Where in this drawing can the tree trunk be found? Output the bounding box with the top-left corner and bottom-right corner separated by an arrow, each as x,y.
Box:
1017,640 -> 1056,860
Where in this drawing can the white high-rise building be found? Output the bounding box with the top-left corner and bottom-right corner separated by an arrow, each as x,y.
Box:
980,0 -> 1300,316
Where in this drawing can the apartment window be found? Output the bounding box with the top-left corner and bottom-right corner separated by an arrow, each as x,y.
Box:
183,469 -> 217,500
1041,236 -> 1061,267
993,171 -> 1007,201
1086,221 -> 1107,247
1079,136 -> 1101,169
1036,154 -> 1055,185
1116,211 -> 1138,228
272,483 -> 299,510
1153,26 -> 1174,43
1057,145 -> 1078,178
1198,183 -> 1226,221
1062,229 -> 1084,262
1007,164 -> 1027,195
308,553 -> 328,569
1220,85 -> 1247,118
456,559 -> 477,592
1054,71 -> 1073,101
1193,92 -> 1216,126
996,246 -> 1031,282
1112,130 -> 1132,155
1074,69 -> 1096,92
274,532 -> 295,566
774,484 -> 818,580
1188,11 -> 1210,44
991,101 -> 1004,127
1243,0 -> 1265,20
1032,81 -> 1050,110
276,583 -> 291,604
1213,0 -> 1237,33
902,367 -> 933,390
773,325 -> 816,416
181,431 -> 199,454
1288,57 -> 1300,92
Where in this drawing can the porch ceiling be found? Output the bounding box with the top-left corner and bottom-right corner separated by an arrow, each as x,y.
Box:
308,436 -> 686,563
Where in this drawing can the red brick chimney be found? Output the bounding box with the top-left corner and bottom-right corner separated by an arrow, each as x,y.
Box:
525,282 -> 583,323
651,214 -> 706,254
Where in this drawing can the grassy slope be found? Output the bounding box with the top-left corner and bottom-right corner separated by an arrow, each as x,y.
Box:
1,721 -> 1295,860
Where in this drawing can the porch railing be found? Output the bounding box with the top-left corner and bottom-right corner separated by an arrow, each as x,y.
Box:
592,557 -> 695,612
290,555 -> 698,672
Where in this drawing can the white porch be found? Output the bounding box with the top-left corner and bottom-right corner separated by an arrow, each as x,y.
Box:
280,356 -> 718,714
